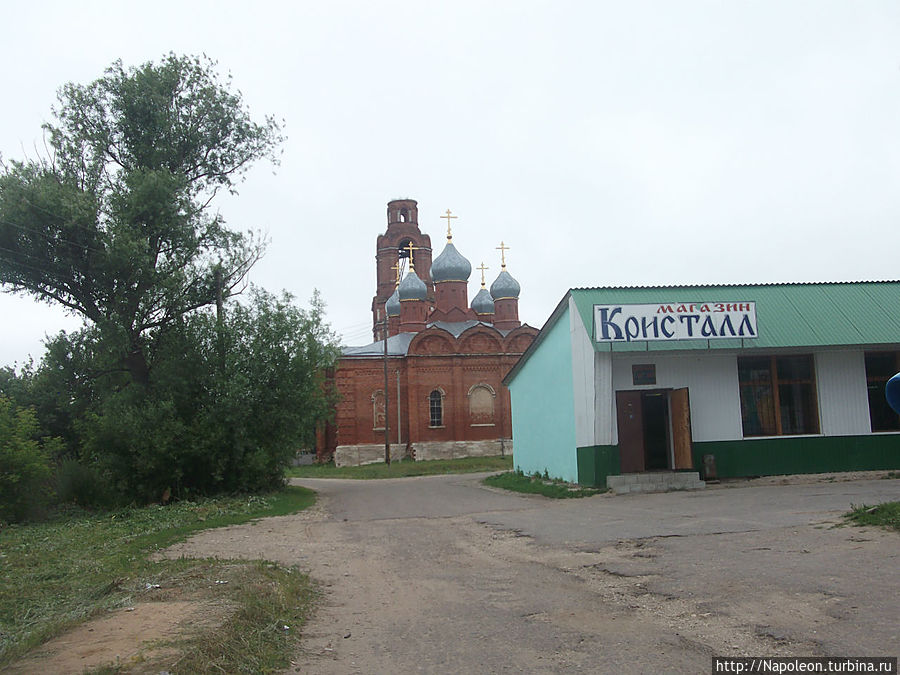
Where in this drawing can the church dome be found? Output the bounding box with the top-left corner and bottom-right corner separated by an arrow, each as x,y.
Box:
430,242 -> 472,283
385,287 -> 401,316
471,287 -> 495,315
490,269 -> 520,300
398,269 -> 428,301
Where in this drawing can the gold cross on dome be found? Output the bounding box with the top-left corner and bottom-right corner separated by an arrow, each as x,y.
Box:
391,261 -> 402,287
404,241 -> 420,270
496,241 -> 510,268
441,209 -> 457,241
476,262 -> 489,288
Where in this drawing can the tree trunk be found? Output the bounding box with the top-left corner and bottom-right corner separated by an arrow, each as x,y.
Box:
124,348 -> 150,387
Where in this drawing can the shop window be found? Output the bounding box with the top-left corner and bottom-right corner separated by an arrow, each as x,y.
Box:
468,383 -> 495,426
372,390 -> 385,430
738,355 -> 819,436
429,389 -> 444,427
865,352 -> 900,432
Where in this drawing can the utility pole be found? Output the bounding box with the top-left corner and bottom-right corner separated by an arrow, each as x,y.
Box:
383,317 -> 391,465
215,264 -> 225,369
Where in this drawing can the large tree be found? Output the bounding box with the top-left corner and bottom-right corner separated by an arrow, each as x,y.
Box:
0,54 -> 283,384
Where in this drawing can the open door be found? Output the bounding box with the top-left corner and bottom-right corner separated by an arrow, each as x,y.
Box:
671,387 -> 694,470
616,391 -> 645,473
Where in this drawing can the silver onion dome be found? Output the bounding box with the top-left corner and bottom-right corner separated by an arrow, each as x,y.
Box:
430,242 -> 472,283
471,287 -> 495,314
385,287 -> 401,316
398,270 -> 428,301
489,269 -> 520,300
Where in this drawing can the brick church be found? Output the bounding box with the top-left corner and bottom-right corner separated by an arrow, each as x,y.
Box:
319,199 -> 538,466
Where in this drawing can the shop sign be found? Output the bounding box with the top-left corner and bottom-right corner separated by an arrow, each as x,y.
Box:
594,302 -> 757,342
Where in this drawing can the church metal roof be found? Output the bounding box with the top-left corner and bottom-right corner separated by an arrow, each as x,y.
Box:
342,332 -> 416,357
341,320 -> 521,357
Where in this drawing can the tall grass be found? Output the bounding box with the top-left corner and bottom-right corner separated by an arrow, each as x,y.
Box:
0,487 -> 316,671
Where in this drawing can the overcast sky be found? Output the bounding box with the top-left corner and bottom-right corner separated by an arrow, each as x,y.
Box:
2,1 -> 899,367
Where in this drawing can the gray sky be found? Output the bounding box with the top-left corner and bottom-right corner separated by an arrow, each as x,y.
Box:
2,1 -> 899,366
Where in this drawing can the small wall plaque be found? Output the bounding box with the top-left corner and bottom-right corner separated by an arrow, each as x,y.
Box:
632,363 -> 656,386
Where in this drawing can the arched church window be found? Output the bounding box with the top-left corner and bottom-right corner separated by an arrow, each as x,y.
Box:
372,390 -> 386,430
400,207 -> 408,222
429,389 -> 444,427
468,383 -> 496,426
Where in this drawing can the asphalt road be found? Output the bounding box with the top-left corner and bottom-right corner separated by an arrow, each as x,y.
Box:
289,473 -> 900,672
167,473 -> 899,673
295,472 -> 900,542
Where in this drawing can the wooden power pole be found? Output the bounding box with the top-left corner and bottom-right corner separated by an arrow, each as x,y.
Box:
383,318 -> 391,465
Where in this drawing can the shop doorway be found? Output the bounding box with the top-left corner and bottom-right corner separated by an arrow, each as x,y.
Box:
615,388 -> 693,473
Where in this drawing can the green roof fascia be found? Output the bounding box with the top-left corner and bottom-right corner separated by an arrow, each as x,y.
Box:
569,282 -> 900,352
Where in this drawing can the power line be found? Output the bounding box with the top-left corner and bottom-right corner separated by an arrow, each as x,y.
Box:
0,246 -> 76,279
0,218 -> 107,256
335,321 -> 372,334
0,243 -> 102,271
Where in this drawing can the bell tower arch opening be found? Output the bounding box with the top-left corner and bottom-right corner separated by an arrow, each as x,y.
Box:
387,199 -> 419,226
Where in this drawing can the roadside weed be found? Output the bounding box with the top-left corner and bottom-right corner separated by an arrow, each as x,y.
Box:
483,470 -> 607,498
287,454 -> 512,479
845,501 -> 900,532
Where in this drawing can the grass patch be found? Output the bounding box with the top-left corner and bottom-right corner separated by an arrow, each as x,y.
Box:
0,486 -> 317,672
845,501 -> 900,532
158,559 -> 317,674
483,471 -> 606,498
287,454 -> 513,479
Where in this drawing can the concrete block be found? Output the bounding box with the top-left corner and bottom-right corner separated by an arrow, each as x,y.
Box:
335,443 -> 406,467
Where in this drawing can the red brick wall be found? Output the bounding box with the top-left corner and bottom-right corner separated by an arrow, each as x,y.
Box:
331,324 -> 539,452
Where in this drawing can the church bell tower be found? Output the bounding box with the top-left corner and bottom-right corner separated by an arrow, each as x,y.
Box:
372,199 -> 433,340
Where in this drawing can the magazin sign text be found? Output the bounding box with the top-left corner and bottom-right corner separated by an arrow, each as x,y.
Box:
593,302 -> 758,342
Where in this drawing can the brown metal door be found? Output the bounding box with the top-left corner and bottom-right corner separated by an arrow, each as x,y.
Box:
671,387 -> 694,470
616,391 -> 645,473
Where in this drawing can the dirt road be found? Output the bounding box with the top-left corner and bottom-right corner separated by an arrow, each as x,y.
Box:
161,473 -> 899,673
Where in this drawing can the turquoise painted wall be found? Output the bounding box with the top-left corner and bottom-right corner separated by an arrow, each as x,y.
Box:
693,434 -> 900,478
509,307 -> 579,482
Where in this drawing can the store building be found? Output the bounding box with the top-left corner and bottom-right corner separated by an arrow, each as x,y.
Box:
504,282 -> 900,487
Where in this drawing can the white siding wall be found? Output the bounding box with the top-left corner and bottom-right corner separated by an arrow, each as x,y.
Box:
608,353 -> 743,444
816,350 -> 871,436
570,296 -> 596,447
594,351 -> 614,445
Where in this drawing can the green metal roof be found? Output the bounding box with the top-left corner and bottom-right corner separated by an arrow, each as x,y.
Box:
569,281 -> 900,352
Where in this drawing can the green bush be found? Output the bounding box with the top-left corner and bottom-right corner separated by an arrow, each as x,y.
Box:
55,458 -> 116,509
0,396 -> 58,522
78,288 -> 339,503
